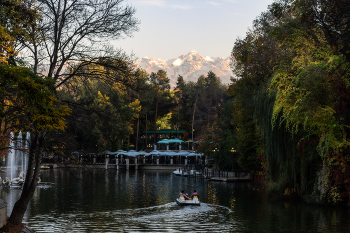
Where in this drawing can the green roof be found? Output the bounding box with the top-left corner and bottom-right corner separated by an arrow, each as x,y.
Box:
142,130 -> 186,134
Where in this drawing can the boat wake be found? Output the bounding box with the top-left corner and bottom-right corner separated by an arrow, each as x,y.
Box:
27,202 -> 239,232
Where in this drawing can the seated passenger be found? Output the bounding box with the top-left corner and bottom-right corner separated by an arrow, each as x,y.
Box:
183,193 -> 190,200
191,190 -> 198,198
179,190 -> 184,197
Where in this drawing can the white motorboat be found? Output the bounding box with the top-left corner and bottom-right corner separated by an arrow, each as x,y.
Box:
176,194 -> 200,206
173,168 -> 182,176
173,169 -> 189,177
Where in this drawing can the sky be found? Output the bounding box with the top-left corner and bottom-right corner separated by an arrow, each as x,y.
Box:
113,0 -> 275,60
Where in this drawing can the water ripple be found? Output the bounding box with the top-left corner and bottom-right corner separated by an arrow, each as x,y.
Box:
28,202 -> 239,232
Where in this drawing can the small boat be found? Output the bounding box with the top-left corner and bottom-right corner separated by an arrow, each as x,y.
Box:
173,169 -> 182,176
173,169 -> 189,177
176,194 -> 200,206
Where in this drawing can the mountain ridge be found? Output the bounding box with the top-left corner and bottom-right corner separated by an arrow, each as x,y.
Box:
137,50 -> 233,87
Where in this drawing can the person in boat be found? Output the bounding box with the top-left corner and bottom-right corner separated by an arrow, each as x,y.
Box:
191,190 -> 198,198
179,190 -> 184,197
184,193 -> 190,200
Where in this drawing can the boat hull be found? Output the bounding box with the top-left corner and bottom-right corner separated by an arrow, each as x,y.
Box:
176,198 -> 200,206
173,171 -> 181,176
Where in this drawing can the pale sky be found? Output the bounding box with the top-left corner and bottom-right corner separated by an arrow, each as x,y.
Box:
113,0 -> 275,60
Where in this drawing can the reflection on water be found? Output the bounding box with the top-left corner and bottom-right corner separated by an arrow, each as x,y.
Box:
0,169 -> 349,232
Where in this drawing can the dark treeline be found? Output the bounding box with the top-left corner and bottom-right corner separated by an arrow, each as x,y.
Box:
59,66 -> 228,154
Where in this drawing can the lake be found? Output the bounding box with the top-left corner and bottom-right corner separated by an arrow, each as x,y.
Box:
0,169 -> 349,232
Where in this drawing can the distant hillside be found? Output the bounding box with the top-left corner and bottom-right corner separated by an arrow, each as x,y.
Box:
137,50 -> 233,88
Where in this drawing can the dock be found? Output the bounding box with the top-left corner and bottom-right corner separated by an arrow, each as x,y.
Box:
209,177 -> 251,182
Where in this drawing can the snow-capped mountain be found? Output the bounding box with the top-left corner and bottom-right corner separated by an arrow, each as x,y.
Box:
137,50 -> 233,88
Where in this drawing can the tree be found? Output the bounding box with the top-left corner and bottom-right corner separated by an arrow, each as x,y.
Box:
266,0 -> 350,201
0,64 -> 70,225
170,76 -> 196,137
0,0 -> 40,64
132,69 -> 149,150
149,70 -> 171,143
226,0 -> 350,204
297,0 -> 350,62
0,0 -> 140,226
174,75 -> 185,138
20,0 -> 139,85
22,0 -> 141,153
192,72 -> 227,166
59,75 -> 141,153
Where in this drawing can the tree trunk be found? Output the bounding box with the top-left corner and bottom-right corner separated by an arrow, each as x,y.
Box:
145,111 -> 148,148
154,86 -> 159,144
9,131 -> 43,225
177,100 -> 180,138
154,97 -> 158,144
136,115 -> 140,151
192,96 -> 198,141
207,94 -> 211,127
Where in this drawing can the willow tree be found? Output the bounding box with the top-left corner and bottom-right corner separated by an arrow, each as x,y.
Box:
228,7 -> 285,170
267,0 -> 350,203
228,0 -> 350,204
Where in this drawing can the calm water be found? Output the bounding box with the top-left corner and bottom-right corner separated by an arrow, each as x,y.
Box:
0,169 -> 349,232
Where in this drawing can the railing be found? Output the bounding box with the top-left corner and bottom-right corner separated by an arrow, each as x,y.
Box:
180,165 -> 253,179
